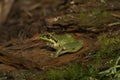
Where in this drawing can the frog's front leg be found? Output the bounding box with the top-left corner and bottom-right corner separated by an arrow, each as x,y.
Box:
57,41 -> 83,55
51,48 -> 62,58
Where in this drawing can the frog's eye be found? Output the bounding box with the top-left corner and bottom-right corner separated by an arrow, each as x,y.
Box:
41,34 -> 50,38
41,34 -> 58,43
45,34 -> 52,39
42,34 -> 54,40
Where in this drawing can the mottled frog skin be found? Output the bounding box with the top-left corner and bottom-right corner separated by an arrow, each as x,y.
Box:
40,33 -> 83,58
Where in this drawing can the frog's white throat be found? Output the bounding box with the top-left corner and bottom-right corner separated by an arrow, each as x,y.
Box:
48,42 -> 58,47
53,43 -> 58,47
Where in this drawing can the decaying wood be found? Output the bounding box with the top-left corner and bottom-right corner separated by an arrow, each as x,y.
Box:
0,48 -> 42,70
112,13 -> 120,19
0,0 -> 120,71
0,35 -> 96,70
0,0 -> 14,24
108,22 -> 120,27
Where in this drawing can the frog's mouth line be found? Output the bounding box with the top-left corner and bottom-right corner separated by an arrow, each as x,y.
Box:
40,34 -> 58,44
49,37 -> 58,44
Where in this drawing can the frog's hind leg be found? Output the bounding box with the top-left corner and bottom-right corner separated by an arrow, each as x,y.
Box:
70,45 -> 83,52
61,42 -> 83,53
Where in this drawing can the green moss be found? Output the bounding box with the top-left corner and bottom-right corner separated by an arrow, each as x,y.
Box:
45,63 -> 98,80
99,56 -> 120,80
91,9 -> 102,16
98,34 -> 120,57
63,63 -> 84,80
99,0 -> 106,3
6,70 -> 43,80
54,9 -> 120,29
46,69 -> 65,80
78,9 -> 119,26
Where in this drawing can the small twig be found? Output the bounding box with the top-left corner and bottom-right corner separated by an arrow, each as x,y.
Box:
108,22 -> 120,26
112,13 -> 120,19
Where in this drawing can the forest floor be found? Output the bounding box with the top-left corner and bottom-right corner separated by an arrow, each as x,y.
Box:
0,0 -> 120,80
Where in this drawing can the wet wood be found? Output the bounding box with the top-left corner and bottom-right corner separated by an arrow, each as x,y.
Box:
0,0 -> 14,24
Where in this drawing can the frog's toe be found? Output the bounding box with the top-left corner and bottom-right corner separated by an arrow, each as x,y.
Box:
50,53 -> 58,58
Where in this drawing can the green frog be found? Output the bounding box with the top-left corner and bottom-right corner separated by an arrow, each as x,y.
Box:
40,33 -> 83,58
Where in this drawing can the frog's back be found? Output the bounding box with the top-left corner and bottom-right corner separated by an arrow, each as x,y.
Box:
56,34 -> 76,45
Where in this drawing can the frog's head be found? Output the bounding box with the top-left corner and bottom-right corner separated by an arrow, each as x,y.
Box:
40,33 -> 57,44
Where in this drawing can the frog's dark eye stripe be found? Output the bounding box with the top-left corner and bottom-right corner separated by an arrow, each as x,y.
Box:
45,35 -> 51,39
42,34 -> 50,39
52,38 -> 58,43
49,35 -> 58,43
43,34 -> 58,43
